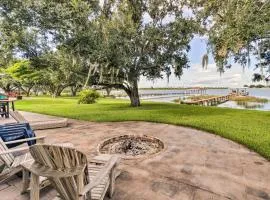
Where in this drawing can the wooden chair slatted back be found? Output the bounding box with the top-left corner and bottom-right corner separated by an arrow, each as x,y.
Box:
9,111 -> 28,123
0,138 -> 15,167
30,145 -> 90,200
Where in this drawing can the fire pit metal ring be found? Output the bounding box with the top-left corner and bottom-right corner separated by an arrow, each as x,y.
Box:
97,135 -> 165,159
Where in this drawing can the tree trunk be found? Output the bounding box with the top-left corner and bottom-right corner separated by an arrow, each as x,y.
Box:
26,88 -> 31,97
126,79 -> 140,107
105,87 -> 112,96
25,86 -> 34,97
55,88 -> 63,97
129,88 -> 140,107
71,85 -> 80,96
4,84 -> 13,93
52,86 -> 65,97
71,87 -> 76,96
71,89 -> 77,96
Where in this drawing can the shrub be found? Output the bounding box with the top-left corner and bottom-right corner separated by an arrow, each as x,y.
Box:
78,89 -> 100,104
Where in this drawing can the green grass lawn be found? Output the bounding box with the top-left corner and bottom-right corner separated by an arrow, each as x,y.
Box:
15,97 -> 270,159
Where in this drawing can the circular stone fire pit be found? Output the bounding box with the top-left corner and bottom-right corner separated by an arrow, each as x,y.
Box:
98,135 -> 165,159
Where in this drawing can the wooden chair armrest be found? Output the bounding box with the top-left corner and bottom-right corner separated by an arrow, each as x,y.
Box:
80,156 -> 120,196
21,161 -> 86,178
3,122 -> 18,125
53,142 -> 74,148
4,136 -> 46,145
0,146 -> 29,155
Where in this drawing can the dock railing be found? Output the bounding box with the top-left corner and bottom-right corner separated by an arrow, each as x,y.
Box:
182,94 -> 232,106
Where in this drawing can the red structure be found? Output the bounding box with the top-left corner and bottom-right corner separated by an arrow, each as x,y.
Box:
6,91 -> 19,98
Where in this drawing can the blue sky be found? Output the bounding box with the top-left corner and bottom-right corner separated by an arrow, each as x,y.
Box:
139,37 -> 257,88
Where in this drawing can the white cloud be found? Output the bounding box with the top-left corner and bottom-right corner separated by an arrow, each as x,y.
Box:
139,63 -> 255,88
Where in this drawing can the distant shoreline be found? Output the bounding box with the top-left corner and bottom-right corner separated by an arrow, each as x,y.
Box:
139,87 -> 229,90
139,86 -> 269,90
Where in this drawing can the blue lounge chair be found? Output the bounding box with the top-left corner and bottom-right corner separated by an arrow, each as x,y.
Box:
0,123 -> 36,148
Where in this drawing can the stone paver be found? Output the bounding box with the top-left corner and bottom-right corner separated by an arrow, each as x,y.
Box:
1,112 -> 270,200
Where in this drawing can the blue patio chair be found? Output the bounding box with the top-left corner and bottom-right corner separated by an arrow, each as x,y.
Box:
0,123 -> 36,148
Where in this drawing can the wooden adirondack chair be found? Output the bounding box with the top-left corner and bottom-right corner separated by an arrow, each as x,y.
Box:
0,136 -> 48,186
22,144 -> 121,200
0,137 -> 74,193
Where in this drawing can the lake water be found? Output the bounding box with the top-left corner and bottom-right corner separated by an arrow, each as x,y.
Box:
139,88 -> 270,111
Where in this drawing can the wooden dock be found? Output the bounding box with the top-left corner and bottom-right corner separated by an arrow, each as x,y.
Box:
183,94 -> 231,106
139,88 -> 207,98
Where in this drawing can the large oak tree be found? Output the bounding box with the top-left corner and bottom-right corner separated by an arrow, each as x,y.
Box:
64,0 -> 199,106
